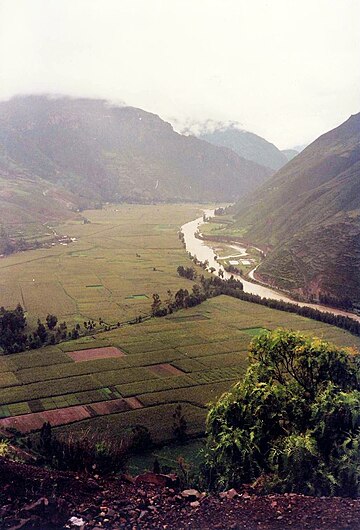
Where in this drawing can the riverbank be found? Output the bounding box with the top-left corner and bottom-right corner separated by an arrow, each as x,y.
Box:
181,213 -> 360,324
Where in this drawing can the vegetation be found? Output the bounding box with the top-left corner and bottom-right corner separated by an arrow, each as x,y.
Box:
0,305 -> 27,354
150,268 -> 243,317
0,204 -> 201,329
213,287 -> 360,337
0,305 -> 99,354
205,329 -> 360,496
230,113 -> 360,307
35,421 -> 131,474
1,296 -> 359,446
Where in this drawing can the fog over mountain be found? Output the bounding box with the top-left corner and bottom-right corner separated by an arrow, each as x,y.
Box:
190,120 -> 288,171
0,95 -> 273,247
1,0 -> 359,148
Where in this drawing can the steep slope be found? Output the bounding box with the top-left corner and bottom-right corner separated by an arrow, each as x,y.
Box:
0,96 -> 272,206
198,125 -> 288,171
231,113 -> 360,309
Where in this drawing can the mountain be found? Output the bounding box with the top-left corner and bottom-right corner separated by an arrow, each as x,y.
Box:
281,149 -> 298,161
231,113 -> 360,309
198,125 -> 288,171
293,143 -> 308,152
0,96 -> 272,208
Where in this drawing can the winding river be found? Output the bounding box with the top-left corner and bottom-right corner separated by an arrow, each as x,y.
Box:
181,211 -> 360,323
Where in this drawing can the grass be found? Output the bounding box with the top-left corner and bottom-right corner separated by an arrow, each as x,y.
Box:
1,296 -> 359,435
0,203 -> 201,328
1,205 -> 360,444
128,438 -> 205,475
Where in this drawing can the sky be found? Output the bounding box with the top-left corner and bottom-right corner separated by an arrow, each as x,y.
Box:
0,0 -> 359,148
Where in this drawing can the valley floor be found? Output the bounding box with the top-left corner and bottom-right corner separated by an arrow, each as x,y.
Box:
1,296 -> 359,445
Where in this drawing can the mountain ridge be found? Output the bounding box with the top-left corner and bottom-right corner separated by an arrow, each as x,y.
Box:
198,125 -> 288,171
231,112 -> 360,308
0,95 -> 272,204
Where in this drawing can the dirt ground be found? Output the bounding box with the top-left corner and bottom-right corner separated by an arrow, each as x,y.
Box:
67,346 -> 126,362
1,457 -> 360,530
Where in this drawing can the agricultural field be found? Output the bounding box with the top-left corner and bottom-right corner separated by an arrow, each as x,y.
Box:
0,204 -> 202,327
1,296 -> 359,446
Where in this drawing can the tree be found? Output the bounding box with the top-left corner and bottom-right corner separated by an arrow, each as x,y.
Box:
173,404 -> 188,444
151,293 -> 162,316
36,319 -> 48,344
39,421 -> 52,455
0,304 -> 27,354
46,314 -> 58,330
205,329 -> 360,496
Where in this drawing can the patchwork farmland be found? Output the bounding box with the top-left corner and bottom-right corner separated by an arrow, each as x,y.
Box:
1,296 -> 359,444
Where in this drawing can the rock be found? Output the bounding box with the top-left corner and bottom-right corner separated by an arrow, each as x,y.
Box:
219,488 -> 238,500
69,516 -> 86,528
190,501 -> 200,508
139,510 -> 148,520
135,472 -> 168,487
7,519 -> 31,530
181,489 -> 201,501
20,497 -> 49,515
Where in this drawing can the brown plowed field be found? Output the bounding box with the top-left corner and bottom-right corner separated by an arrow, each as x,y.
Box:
125,396 -> 144,409
0,397 -> 143,433
67,346 -> 126,362
0,405 -> 91,432
147,363 -> 184,376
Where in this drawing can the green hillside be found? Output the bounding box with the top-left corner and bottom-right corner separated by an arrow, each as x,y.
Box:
230,113 -> 360,309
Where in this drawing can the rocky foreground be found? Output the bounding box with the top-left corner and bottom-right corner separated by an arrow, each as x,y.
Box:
1,458 -> 360,530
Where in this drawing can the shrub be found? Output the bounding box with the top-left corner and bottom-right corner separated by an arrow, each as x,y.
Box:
0,439 -> 8,456
36,423 -> 130,474
205,329 -> 360,496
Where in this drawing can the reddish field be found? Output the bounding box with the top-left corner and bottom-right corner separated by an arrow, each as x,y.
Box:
0,397 -> 143,433
147,363 -> 184,376
67,346 -> 126,362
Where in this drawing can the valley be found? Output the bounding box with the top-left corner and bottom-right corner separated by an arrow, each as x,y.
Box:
1,3 -> 359,526
1,204 -> 359,453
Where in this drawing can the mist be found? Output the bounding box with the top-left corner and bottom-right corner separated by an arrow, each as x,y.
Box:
0,0 -> 359,148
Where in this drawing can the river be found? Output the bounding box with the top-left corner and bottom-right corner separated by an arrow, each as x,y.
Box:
181,211 -> 360,323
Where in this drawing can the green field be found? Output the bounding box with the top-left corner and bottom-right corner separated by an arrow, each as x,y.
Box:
1,295 -> 359,444
1,203 -> 360,451
0,204 -> 202,327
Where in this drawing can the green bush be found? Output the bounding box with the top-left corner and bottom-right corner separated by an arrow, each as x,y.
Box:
205,329 -> 360,496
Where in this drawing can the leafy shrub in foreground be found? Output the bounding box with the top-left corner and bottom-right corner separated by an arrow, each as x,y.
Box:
205,329 -> 360,496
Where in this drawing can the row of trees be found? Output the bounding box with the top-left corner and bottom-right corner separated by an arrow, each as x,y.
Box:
0,305 -> 111,355
183,256 -> 359,336
151,270 -> 244,317
227,289 -> 360,336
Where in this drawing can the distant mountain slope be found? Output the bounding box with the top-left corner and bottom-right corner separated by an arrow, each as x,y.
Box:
198,125 -> 288,171
281,149 -> 298,161
231,113 -> 360,309
0,96 -> 272,208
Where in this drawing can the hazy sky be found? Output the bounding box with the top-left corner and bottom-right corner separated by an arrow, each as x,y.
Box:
0,0 -> 359,148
